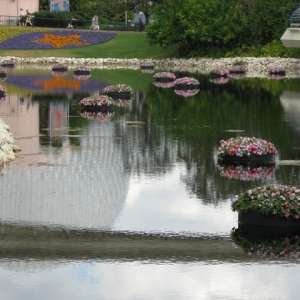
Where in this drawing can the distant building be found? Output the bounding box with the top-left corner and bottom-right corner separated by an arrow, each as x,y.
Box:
49,0 -> 69,12
0,0 -> 39,17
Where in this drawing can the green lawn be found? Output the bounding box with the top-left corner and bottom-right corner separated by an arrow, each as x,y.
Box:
0,31 -> 179,59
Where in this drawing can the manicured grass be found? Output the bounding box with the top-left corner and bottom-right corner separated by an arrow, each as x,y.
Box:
0,30 -> 179,59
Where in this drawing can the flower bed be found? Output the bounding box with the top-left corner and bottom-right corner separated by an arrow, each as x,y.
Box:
210,69 -> 229,78
174,89 -> 200,97
232,184 -> 300,222
103,84 -> 133,100
174,77 -> 200,90
0,30 -> 117,49
269,67 -> 286,76
79,95 -> 115,112
217,163 -> 276,181
153,72 -> 176,82
51,63 -> 68,72
231,227 -> 300,258
217,136 -> 277,163
153,81 -> 175,88
73,66 -> 91,76
0,60 -> 15,68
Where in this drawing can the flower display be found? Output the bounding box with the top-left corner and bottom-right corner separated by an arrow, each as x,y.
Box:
79,95 -> 115,107
0,60 -> 15,68
80,111 -> 115,121
73,66 -> 91,74
210,69 -> 229,77
153,81 -> 175,88
217,137 -> 277,158
231,227 -> 300,258
153,72 -> 176,80
174,89 -> 200,97
228,66 -> 247,74
228,73 -> 246,80
51,63 -> 68,71
232,184 -> 300,219
209,77 -> 228,84
0,30 -> 117,49
174,77 -> 200,86
217,163 -> 276,181
103,84 -> 133,94
269,67 -> 286,75
114,99 -> 132,107
0,85 -> 6,93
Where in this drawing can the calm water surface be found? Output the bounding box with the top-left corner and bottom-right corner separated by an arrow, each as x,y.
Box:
0,66 -> 300,299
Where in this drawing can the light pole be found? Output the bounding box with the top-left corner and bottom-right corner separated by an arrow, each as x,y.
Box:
125,0 -> 128,26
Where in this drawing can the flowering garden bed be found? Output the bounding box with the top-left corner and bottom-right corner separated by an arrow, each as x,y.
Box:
174,77 -> 200,90
209,77 -> 228,84
217,137 -> 277,163
103,84 -> 133,100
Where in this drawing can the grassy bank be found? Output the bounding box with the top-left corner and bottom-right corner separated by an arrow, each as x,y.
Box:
0,29 -> 179,59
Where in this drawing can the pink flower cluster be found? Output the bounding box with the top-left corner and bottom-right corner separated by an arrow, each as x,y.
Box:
174,89 -> 200,97
79,95 -> 114,106
153,81 -> 175,88
217,136 -> 277,157
103,84 -> 133,93
51,63 -> 68,71
269,67 -> 285,73
174,77 -> 200,86
0,84 -> 6,92
153,72 -> 176,79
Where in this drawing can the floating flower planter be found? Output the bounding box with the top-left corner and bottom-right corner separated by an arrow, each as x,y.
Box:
140,62 -> 155,70
103,84 -> 133,100
51,63 -> 68,72
174,77 -> 200,90
217,136 -> 277,164
0,60 -> 15,68
153,81 -> 175,88
79,95 -> 115,112
231,227 -> 300,258
0,84 -> 6,98
269,67 -> 286,76
174,89 -> 200,97
73,66 -> 91,76
210,69 -> 229,78
209,77 -> 228,84
80,111 -> 115,121
232,184 -> 300,227
217,163 -> 276,181
228,66 -> 247,75
153,72 -> 176,82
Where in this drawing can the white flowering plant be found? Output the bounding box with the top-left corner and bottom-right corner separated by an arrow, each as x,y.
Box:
217,137 -> 277,158
232,184 -> 300,219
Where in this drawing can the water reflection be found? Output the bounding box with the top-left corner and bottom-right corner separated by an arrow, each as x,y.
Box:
1,67 -> 300,299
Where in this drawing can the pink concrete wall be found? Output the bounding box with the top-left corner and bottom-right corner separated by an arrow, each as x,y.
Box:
0,0 -> 39,17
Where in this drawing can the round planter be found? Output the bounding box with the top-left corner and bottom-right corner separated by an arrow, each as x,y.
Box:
174,84 -> 199,90
74,70 -> 90,76
105,91 -> 132,100
81,104 -> 114,112
154,77 -> 175,83
269,71 -> 286,76
238,210 -> 300,227
219,153 -> 275,164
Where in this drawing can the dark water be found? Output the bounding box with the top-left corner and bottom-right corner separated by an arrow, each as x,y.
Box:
0,66 -> 300,299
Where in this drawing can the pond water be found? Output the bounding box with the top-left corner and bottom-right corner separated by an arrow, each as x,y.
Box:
0,66 -> 300,299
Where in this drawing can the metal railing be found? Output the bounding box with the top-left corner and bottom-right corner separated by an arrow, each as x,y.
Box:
0,15 -> 140,32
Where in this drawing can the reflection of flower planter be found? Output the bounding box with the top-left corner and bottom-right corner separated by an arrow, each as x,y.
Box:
217,163 -> 276,181
228,73 -> 245,80
0,97 -> 5,104
105,91 -> 132,100
238,210 -> 300,227
0,91 -> 5,98
140,63 -> 154,70
74,70 -> 90,75
268,75 -> 286,80
209,77 -> 228,84
153,81 -> 175,88
141,68 -> 154,73
210,69 -> 229,78
80,110 -> 115,121
114,99 -> 132,107
174,77 -> 200,89
231,227 -> 300,258
269,67 -> 286,76
81,104 -> 114,112
174,89 -> 199,97
154,77 -> 175,82
219,153 -> 275,164
73,74 -> 91,80
174,84 -> 199,90
51,71 -> 68,77
153,72 -> 176,82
